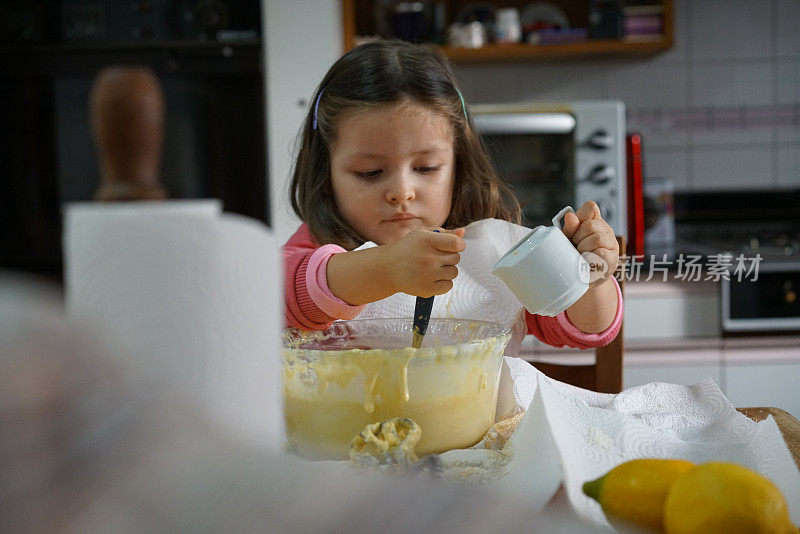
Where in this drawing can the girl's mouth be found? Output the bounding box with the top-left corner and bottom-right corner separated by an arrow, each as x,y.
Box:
387,214 -> 417,222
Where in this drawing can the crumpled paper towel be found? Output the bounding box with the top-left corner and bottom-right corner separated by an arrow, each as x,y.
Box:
496,356 -> 800,528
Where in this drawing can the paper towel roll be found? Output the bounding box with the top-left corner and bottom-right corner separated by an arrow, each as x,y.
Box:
63,200 -> 282,451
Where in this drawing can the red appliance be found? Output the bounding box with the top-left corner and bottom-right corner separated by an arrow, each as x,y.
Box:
626,133 -> 645,257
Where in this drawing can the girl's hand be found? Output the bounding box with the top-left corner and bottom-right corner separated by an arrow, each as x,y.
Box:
561,201 -> 619,286
385,227 -> 466,298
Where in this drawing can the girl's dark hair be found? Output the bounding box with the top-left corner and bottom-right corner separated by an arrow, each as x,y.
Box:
290,39 -> 521,250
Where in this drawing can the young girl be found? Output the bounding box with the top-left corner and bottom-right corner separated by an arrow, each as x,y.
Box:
283,40 -> 622,356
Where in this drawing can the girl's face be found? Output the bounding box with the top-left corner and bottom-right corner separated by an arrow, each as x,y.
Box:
329,101 -> 455,245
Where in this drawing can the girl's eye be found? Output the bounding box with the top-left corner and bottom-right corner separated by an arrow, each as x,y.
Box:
355,170 -> 382,178
416,165 -> 441,174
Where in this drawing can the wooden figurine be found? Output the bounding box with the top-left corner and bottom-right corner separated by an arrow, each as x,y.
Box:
89,66 -> 168,201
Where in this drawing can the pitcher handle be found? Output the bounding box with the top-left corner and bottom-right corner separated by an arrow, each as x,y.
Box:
552,206 -> 575,230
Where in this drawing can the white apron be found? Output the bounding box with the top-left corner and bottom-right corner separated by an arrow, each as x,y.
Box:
354,218 -> 532,356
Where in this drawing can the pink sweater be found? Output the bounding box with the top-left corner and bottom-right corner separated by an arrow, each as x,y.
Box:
283,224 -> 623,349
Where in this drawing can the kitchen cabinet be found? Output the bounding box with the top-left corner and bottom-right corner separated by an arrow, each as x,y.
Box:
624,279 -> 721,341
723,340 -> 800,419
625,363 -> 722,390
341,0 -> 673,63
1,38 -> 266,279
623,337 -> 800,418
0,40 -> 263,77
524,337 -> 724,390
621,278 -> 800,415
624,341 -> 722,389
725,362 -> 800,421
524,331 -> 800,419
523,337 -> 723,392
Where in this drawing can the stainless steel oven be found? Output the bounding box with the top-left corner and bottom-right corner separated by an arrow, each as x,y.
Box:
471,100 -> 627,236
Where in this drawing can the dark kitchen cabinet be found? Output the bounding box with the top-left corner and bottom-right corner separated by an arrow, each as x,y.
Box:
0,1 -> 267,281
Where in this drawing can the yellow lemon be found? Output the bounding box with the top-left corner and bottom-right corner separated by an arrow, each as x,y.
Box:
583,458 -> 695,531
664,462 -> 797,534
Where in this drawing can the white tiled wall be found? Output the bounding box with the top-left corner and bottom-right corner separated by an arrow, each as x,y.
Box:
776,0 -> 800,57
689,1 -> 773,60
454,0 -> 800,192
693,146 -> 773,190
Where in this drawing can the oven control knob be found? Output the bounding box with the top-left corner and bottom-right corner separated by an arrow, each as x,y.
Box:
587,164 -> 616,184
587,129 -> 614,150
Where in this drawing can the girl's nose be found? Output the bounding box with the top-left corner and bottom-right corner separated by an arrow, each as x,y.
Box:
386,174 -> 415,203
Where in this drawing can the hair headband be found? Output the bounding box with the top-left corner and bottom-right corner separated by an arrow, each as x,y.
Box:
456,87 -> 468,121
312,86 -> 468,131
312,88 -> 325,130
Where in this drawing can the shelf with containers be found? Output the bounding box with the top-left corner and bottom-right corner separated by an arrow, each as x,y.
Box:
341,0 -> 673,63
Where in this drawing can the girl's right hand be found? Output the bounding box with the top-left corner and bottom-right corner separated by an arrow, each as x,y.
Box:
384,227 -> 466,298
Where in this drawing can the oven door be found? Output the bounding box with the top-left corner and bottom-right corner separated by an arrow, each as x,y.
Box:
472,112 -> 577,227
721,261 -> 800,333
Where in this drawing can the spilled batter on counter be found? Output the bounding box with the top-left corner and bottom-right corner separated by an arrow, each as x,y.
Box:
349,417 -> 421,468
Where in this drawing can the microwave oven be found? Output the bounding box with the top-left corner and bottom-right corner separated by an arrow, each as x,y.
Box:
471,101 -> 627,236
721,261 -> 800,334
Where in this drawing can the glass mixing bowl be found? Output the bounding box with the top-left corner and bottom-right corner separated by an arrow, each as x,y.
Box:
281,318 -> 511,460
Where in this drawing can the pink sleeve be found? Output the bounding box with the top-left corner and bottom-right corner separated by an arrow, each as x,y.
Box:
283,225 -> 365,330
525,277 -> 623,349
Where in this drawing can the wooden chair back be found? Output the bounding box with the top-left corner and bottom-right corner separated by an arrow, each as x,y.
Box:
531,236 -> 626,394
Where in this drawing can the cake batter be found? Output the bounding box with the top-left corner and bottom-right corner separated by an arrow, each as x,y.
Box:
282,336 -> 505,460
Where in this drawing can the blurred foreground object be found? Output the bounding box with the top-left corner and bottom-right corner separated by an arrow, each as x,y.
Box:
89,66 -> 168,201
0,272 -> 598,533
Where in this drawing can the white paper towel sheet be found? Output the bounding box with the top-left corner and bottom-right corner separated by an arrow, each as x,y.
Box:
497,357 -> 800,528
63,200 -> 283,451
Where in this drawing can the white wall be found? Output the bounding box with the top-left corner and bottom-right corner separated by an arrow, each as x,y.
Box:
262,0 -> 342,243
261,0 -> 800,227
454,0 -> 800,192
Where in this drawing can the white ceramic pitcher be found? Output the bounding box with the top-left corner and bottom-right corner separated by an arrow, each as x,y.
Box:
491,206 -> 590,317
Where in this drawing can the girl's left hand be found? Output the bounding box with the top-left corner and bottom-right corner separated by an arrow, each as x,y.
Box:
561,201 -> 619,286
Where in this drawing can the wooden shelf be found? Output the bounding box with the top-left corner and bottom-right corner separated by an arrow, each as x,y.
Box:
439,37 -> 671,63
342,0 -> 673,63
